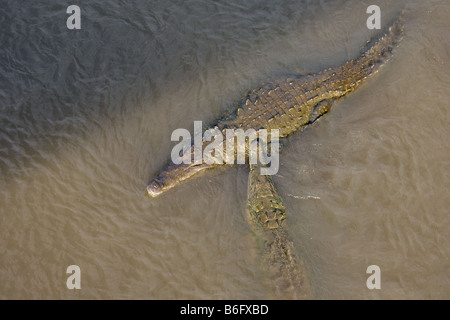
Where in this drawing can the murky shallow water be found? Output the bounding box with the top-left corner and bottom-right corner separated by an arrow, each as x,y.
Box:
0,0 -> 449,299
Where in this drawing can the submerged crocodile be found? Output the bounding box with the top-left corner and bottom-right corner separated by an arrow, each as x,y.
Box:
147,16 -> 403,299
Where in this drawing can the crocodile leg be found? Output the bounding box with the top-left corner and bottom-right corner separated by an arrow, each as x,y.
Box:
247,163 -> 312,299
310,99 -> 333,124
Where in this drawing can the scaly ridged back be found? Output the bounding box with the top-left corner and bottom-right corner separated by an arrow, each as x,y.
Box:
216,15 -> 403,137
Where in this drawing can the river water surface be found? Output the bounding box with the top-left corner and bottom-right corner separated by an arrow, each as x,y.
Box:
0,0 -> 449,299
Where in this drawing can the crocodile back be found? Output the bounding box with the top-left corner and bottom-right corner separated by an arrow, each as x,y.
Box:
216,15 -> 404,137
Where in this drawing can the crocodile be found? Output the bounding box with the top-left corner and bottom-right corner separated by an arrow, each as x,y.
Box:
147,15 -> 403,299
247,162 -> 312,298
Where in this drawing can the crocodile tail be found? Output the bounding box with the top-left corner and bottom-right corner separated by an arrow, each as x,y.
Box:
347,12 -> 404,81
364,13 -> 403,64
312,12 -> 404,101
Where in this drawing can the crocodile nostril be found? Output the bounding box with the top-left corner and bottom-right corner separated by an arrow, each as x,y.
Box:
147,180 -> 163,197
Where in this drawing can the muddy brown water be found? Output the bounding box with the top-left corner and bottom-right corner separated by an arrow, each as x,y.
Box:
0,0 -> 449,299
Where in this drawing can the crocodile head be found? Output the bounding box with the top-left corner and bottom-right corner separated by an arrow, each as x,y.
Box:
147,162 -> 215,197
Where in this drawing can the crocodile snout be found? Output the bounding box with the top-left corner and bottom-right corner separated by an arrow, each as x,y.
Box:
147,180 -> 163,197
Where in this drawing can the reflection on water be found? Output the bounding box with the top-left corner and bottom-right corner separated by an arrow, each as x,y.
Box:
0,0 -> 449,299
